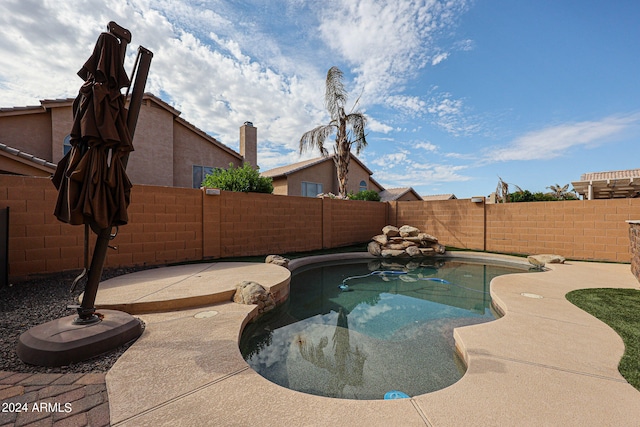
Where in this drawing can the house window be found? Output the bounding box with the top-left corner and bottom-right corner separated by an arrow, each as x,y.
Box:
301,181 -> 323,197
193,165 -> 214,188
359,180 -> 367,192
63,135 -> 72,155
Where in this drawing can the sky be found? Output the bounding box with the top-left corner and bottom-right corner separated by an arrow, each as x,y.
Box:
1,0 -> 639,198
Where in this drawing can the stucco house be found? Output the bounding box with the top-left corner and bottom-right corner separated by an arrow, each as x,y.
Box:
261,154 -> 385,197
0,93 -> 256,189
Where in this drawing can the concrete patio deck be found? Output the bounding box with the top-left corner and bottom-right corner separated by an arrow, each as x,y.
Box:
102,254 -> 639,425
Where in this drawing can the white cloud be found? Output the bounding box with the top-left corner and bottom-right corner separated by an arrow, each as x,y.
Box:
455,39 -> 474,51
386,95 -> 427,115
489,114 -> 640,162
0,0 -> 470,173
431,52 -> 449,65
427,92 -> 480,136
371,151 -> 409,168
367,117 -> 394,133
317,0 -> 469,103
415,142 -> 438,152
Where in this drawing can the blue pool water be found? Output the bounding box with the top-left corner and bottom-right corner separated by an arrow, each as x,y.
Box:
240,258 -> 533,400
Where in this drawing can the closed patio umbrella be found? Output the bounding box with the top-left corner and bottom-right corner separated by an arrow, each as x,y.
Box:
52,28 -> 133,230
50,22 -> 151,324
17,22 -> 152,367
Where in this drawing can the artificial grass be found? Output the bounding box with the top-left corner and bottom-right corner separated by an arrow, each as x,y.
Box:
566,288 -> 640,391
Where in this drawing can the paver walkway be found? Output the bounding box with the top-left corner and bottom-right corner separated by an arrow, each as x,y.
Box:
0,371 -> 109,427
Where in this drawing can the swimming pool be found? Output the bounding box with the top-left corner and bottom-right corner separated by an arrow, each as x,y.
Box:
240,257 -> 534,400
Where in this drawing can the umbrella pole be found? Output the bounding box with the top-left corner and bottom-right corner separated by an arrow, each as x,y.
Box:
74,226 -> 113,324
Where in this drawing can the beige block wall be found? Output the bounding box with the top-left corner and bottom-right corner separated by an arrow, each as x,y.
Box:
324,198 -> 388,248
0,176 -> 204,278
395,199 -> 486,250
485,199 -> 640,262
0,111 -> 52,161
4,175 -> 640,280
115,185 -> 203,267
217,191 -> 323,257
126,102 -> 174,186
172,122 -> 241,188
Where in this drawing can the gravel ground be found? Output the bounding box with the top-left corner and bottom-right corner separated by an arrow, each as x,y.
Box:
0,266 -> 156,374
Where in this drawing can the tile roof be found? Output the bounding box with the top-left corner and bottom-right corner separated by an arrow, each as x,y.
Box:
422,193 -> 457,201
378,187 -> 422,202
0,142 -> 56,170
261,153 -> 374,178
260,156 -> 327,177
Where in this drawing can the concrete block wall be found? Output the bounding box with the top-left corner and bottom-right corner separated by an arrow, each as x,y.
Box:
217,191 -> 323,257
323,198 -> 388,248
394,199 -> 486,250
485,199 -> 640,262
2,176 -> 83,276
0,176 -> 205,278
3,175 -> 640,280
112,185 -> 203,267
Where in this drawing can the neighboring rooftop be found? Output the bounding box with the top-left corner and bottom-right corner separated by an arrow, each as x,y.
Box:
261,154 -> 374,178
0,142 -> 56,175
261,156 -> 329,178
422,193 -> 457,201
379,187 -> 422,202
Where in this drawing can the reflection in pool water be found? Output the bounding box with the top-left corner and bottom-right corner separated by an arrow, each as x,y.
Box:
240,258 -> 532,400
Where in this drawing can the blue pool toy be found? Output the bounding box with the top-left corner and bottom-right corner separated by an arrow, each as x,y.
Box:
384,390 -> 410,399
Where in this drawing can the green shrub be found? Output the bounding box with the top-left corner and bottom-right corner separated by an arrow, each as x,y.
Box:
509,190 -> 534,202
509,190 -> 579,202
201,163 -> 273,194
347,190 -> 381,201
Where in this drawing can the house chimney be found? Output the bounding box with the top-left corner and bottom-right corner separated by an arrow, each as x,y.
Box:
239,121 -> 257,168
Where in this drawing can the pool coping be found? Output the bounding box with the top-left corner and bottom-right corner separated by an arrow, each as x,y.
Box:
105,252 -> 640,426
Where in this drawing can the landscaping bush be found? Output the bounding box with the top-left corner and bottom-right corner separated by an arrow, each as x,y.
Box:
201,163 -> 273,193
509,190 -> 578,202
348,190 -> 381,201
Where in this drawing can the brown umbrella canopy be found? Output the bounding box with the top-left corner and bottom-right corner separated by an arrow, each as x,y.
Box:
53,31 -> 133,230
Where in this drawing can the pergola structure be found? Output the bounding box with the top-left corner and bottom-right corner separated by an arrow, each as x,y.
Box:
572,169 -> 640,200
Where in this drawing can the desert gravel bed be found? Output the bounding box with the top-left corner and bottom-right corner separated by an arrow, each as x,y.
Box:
0,267 -> 155,374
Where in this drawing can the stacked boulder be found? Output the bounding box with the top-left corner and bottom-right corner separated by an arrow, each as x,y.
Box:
367,225 -> 446,258
233,281 -> 275,314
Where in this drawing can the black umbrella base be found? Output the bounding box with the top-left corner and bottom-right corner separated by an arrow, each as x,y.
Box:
16,310 -> 142,367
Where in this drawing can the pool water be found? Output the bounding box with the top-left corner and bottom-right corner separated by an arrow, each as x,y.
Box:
240,258 -> 533,400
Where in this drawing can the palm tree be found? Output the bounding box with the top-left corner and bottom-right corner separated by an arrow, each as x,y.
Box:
299,67 -> 367,198
546,183 -> 575,200
495,176 -> 523,203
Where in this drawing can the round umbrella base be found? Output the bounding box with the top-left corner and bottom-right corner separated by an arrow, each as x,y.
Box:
16,310 -> 142,367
